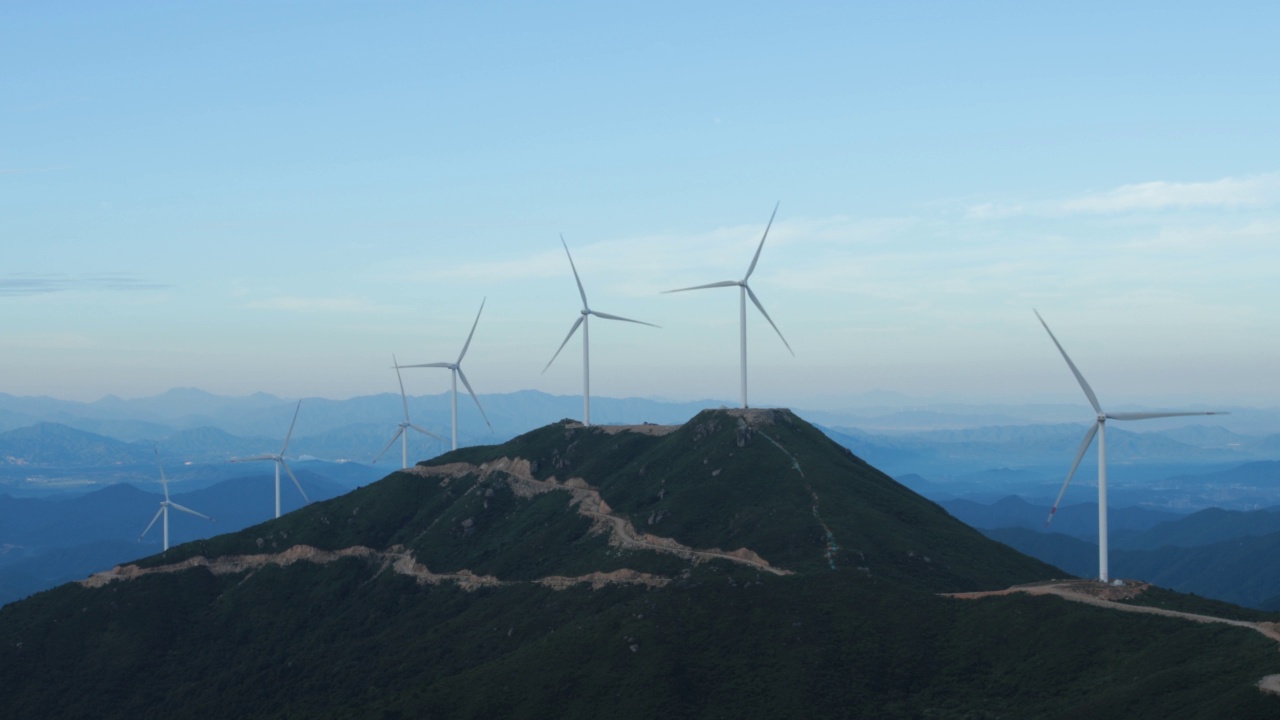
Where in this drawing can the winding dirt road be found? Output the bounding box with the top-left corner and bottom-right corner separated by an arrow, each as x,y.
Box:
947,580 -> 1280,696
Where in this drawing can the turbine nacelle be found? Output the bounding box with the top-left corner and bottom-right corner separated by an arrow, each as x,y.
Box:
544,235 -> 658,426
398,299 -> 492,450
141,448 -> 212,551
663,202 -> 793,408
230,400 -> 310,518
1035,309 -> 1225,582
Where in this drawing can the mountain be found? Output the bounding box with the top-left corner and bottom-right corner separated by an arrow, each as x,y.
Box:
0,471 -> 354,606
0,423 -> 153,466
0,539 -> 145,607
955,497 -> 1280,609
1124,506 -> 1280,550
941,495 -> 1183,542
984,524 -> 1280,610
1164,461 -> 1280,492
1118,533 -> 1280,610
2,409 -> 1278,718
3,390 -> 1279,514
983,527 -> 1100,578
156,425 -> 271,462
953,497 -> 1280,553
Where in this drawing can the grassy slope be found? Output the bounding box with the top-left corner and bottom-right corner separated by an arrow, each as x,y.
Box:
139,410 -> 1059,592
1,562 -> 1276,720
4,411 -> 1275,718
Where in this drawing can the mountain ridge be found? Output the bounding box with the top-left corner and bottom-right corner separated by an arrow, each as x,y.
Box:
2,408 -> 1279,718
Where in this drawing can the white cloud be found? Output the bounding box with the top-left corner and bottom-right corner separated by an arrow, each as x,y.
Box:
1060,174 -> 1280,214
967,173 -> 1280,218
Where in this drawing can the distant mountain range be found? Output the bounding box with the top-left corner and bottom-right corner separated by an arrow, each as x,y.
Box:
0,468 -> 362,606
3,387 -> 1279,514
1,388 -> 1277,610
949,495 -> 1280,609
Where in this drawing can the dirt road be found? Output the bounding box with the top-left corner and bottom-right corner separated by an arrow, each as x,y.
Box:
947,580 -> 1280,696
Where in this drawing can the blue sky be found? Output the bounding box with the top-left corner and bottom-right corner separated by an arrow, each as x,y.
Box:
3,2 -> 1278,409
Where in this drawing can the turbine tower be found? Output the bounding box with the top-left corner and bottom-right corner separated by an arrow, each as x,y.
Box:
543,235 -> 658,426
140,449 -> 212,551
374,355 -> 445,468
664,202 -> 793,408
231,400 -> 311,519
1035,310 -> 1222,583
398,299 -> 493,450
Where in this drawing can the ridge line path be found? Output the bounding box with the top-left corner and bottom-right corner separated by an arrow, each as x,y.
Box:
947,580 -> 1280,696
414,456 -> 790,576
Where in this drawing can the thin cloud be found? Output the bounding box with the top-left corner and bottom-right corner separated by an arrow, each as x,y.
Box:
0,273 -> 168,297
967,173 -> 1280,218
1061,174 -> 1280,214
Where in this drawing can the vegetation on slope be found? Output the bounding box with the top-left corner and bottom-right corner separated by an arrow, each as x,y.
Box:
1,409 -> 1275,719
2,562 -> 1277,720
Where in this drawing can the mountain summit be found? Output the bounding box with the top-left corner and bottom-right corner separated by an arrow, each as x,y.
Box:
2,409 -> 1277,719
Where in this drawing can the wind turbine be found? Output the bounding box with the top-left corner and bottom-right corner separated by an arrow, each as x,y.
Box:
373,355 -> 446,468
231,400 -> 310,519
398,299 -> 493,450
543,235 -> 658,426
1035,310 -> 1223,583
664,202 -> 793,409
140,449 -> 212,552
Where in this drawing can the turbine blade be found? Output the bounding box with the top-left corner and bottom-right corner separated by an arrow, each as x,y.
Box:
139,508 -> 164,540
397,362 -> 453,369
542,316 -> 585,373
1046,422 -> 1099,526
231,454 -> 276,463
393,354 -> 411,422
590,310 -> 659,328
455,368 -> 493,431
169,502 -> 211,521
154,447 -> 170,502
1034,310 -> 1102,415
1107,411 -> 1226,421
281,460 -> 310,504
662,280 -> 739,294
372,428 -> 405,464
746,285 -> 794,355
744,201 -> 780,280
408,423 -> 445,441
457,298 -> 486,364
560,235 -> 589,309
280,400 -> 302,455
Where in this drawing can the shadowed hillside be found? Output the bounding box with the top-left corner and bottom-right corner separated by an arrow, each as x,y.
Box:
2,409 -> 1277,719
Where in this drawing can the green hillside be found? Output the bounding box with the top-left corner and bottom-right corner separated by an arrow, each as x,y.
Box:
1,409 -> 1277,719
143,409 -> 1058,591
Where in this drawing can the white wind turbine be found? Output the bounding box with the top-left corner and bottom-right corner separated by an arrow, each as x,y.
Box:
231,400 -> 310,519
140,449 -> 212,552
398,299 -> 493,450
1035,310 -> 1223,583
543,235 -> 658,426
373,355 -> 446,468
664,202 -> 793,408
